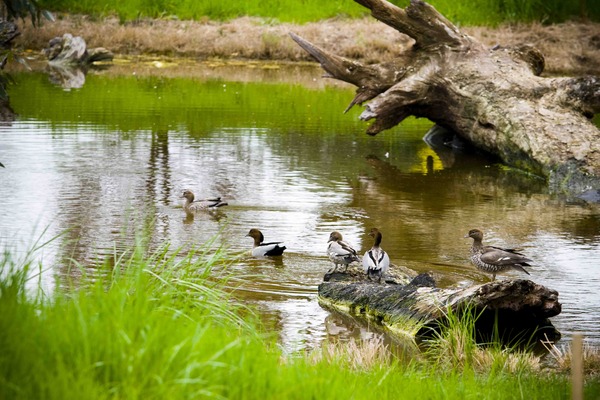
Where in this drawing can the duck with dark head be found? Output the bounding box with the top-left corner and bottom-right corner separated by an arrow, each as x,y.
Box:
246,228 -> 286,257
362,227 -> 390,283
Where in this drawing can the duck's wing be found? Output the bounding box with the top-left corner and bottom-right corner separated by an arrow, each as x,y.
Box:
338,240 -> 358,256
253,242 -> 286,257
328,241 -> 348,256
488,244 -> 525,255
194,197 -> 222,202
329,240 -> 359,261
362,250 -> 372,273
379,250 -> 390,273
480,246 -> 532,266
190,199 -> 228,210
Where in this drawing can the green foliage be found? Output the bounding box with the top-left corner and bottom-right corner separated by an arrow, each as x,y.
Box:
1,239 -> 599,399
37,0 -> 598,24
37,0 -> 368,23
0,239 -> 263,399
390,0 -> 598,25
1,0 -> 53,26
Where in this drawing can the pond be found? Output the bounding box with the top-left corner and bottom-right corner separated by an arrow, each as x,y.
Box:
1,60 -> 600,353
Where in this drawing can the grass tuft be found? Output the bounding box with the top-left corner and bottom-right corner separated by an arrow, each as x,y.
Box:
545,339 -> 600,377
422,304 -> 542,375
305,336 -> 393,370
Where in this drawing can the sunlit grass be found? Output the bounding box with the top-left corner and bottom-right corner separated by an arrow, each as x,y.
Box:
38,0 -> 597,25
0,241 -> 264,399
38,0 -> 368,23
1,240 -> 599,399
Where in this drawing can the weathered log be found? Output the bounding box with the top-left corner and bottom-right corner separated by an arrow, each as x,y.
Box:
42,33 -> 113,89
291,0 -> 600,195
43,33 -> 113,66
320,265 -> 561,345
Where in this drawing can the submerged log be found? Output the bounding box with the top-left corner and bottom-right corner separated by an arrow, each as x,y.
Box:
291,0 -> 600,195
320,265 -> 561,345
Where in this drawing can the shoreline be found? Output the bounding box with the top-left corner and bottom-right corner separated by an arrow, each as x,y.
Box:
15,14 -> 600,76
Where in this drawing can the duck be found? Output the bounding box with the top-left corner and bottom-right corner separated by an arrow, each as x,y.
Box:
182,189 -> 228,213
362,228 -> 390,283
327,231 -> 360,273
246,228 -> 286,257
465,229 -> 532,281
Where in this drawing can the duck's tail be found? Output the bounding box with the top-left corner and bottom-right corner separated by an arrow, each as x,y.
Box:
512,264 -> 531,275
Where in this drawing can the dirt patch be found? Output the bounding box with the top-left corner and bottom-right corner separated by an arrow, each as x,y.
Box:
16,14 -> 600,76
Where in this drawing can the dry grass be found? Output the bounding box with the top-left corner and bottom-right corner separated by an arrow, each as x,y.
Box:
305,336 -> 394,370
16,14 -> 411,63
545,340 -> 600,377
464,22 -> 600,75
424,324 -> 543,375
15,14 -> 600,75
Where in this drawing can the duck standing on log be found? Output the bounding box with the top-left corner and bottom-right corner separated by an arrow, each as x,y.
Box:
362,228 -> 390,283
465,229 -> 532,281
327,231 -> 360,273
246,228 -> 286,257
182,189 -> 228,213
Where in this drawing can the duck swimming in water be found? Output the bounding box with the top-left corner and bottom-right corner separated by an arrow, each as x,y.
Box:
362,228 -> 390,283
327,231 -> 360,273
465,229 -> 532,281
246,228 -> 286,257
182,189 -> 228,213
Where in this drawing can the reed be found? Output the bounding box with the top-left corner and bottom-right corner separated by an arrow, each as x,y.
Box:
1,240 -> 599,399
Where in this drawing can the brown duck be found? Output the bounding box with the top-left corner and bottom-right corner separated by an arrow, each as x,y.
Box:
327,231 -> 360,273
465,229 -> 532,281
182,189 -> 228,213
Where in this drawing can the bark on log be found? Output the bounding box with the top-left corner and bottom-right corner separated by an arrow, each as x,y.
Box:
320,266 -> 561,345
290,0 -> 600,195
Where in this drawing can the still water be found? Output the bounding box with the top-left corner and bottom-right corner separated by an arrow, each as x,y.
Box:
1,61 -> 600,352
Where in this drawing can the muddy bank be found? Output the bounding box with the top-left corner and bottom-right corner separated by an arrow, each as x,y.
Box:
16,14 -> 600,76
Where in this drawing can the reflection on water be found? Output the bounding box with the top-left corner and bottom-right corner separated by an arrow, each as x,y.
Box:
1,67 -> 600,353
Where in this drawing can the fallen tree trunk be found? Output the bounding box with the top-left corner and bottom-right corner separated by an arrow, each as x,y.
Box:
320,267 -> 562,345
291,0 -> 600,194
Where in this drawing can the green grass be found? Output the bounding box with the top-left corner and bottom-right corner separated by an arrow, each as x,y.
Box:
38,0 -> 368,23
1,239 -> 598,399
8,71 -> 370,134
38,0 -> 597,25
